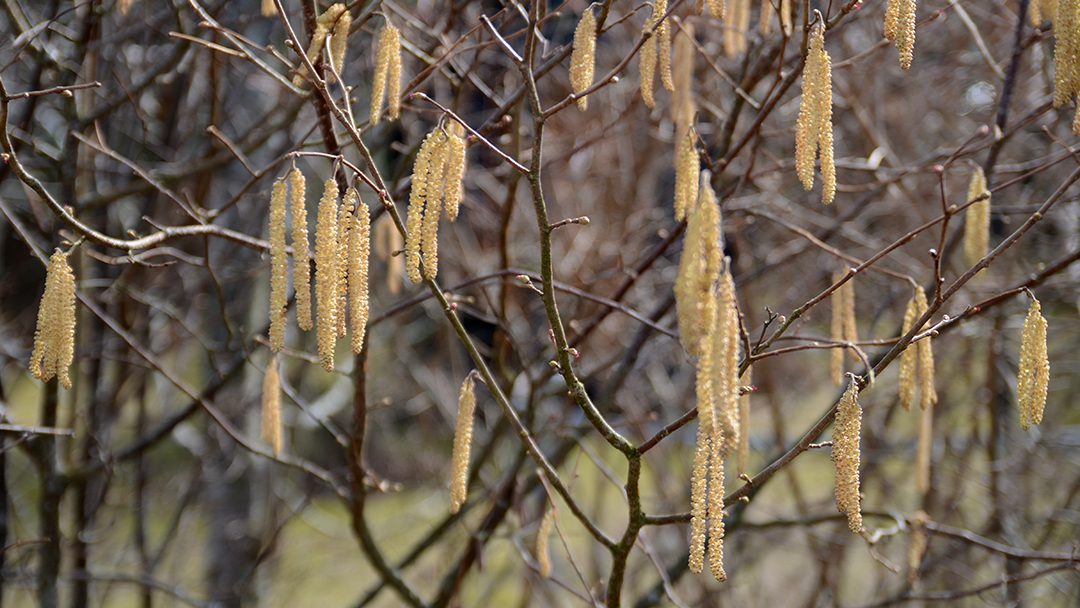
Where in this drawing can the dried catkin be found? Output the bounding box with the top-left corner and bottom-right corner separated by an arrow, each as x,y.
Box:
442,123 -> 468,221
963,166 -> 990,269
674,129 -> 699,221
656,0 -> 674,92
915,397 -> 933,494
261,0 -> 277,17
570,9 -> 597,111
913,287 -> 936,411
348,193 -> 370,355
898,293 -> 919,411
315,178 -> 340,372
262,356 -> 283,456
672,24 -> 695,136
832,378 -> 863,533
449,374 -> 477,513
29,250 -> 77,389
371,24 -> 402,124
1018,297 -> 1049,429
639,7 -> 659,108
536,506 -> 555,577
374,214 -> 404,295
794,21 -> 835,204
336,197 -> 352,338
269,180 -> 288,352
289,168 -> 313,331
1054,0 -> 1080,108
675,179 -> 720,355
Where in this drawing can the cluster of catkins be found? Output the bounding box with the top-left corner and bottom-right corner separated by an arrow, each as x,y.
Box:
404,123 -> 468,283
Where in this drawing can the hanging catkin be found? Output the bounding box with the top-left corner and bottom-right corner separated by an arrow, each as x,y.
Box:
675,177 -> 720,355
639,5 -> 659,108
724,0 -> 750,57
374,214 -> 404,295
832,377 -> 863,533
689,293 -> 717,575
713,267 -> 741,456
442,123 -> 468,221
268,180 -> 288,352
794,20 -> 835,204
760,0 -> 774,35
1018,297 -> 1050,429
1053,0 -> 1080,108
884,0 -> 917,70
898,291 -> 919,412
336,196 -> 352,338
707,422 -> 727,582
328,7 -> 352,79
420,133 -> 450,281
293,4 -> 347,86
963,166 -> 990,269
706,0 -> 726,19
348,192 -> 370,355
262,355 -> 283,456
371,24 -> 402,124
406,129 -> 443,283
672,23 -> 695,137
29,250 -> 77,389
913,287 -> 936,410
656,0 -> 673,92
673,129 -> 700,221
536,505 -> 555,578
315,178 -> 340,372
449,373 -> 477,513
289,168 -> 313,331
570,9 -> 597,111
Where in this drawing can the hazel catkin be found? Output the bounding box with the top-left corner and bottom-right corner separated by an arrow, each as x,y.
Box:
913,287 -> 936,411
1018,297 -> 1050,430
639,6 -> 659,108
794,21 -> 835,204
289,168 -> 313,331
885,0 -> 917,70
830,272 -> 857,384
406,130 -> 441,283
536,505 -> 555,578
449,373 -> 477,513
262,355 -> 283,456
371,24 -> 402,123
672,23 -> 695,136
832,377 -> 863,533
29,250 -> 77,389
328,7 -> 352,79
315,178 -> 340,372
656,0 -> 673,92
348,192 -> 370,355
442,123 -> 468,222
268,180 -> 288,352
336,196 -> 352,338
570,9 -> 597,111
674,129 -> 699,222
963,166 -> 990,269
674,177 -> 720,355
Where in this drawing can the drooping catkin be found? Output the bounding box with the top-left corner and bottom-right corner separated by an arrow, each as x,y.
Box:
707,426 -> 727,582
884,0 -> 917,70
406,130 -> 440,283
656,0 -> 674,92
707,0 -> 726,19
536,505 -> 555,578
374,214 -> 404,295
794,21 -> 835,204
442,123 -> 468,222
315,178 -> 340,372
690,294 -> 717,575
724,0 -> 750,57
675,178 -> 720,355
570,9 -> 597,111
1018,297 -> 1050,429
674,129 -> 700,221
289,168 -> 313,331
913,287 -> 936,410
29,250 -> 77,389
420,132 -> 450,281
371,24 -> 402,124
269,180 -> 288,352
713,267 -> 741,456
963,166 -> 990,269
449,373 -> 477,513
1053,0 -> 1080,108
293,4 -> 347,86
672,24 -> 696,137
898,293 -> 919,411
336,197 -> 352,338
328,8 -> 352,80
262,355 -> 283,456
830,272 -> 857,384
832,378 -> 863,533
261,0 -> 277,17
348,193 -> 370,355
915,396 -> 933,494
639,6 -> 659,108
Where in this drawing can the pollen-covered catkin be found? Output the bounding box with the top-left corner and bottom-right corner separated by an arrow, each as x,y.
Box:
348,193 -> 370,355
289,169 -> 313,331
386,26 -> 403,121
315,178 -> 340,372
885,0 -> 917,69
639,7 -> 659,108
449,373 -> 477,513
293,4 -> 347,86
672,24 -> 695,136
406,130 -> 440,283
29,250 -> 77,389
656,0 -> 673,92
675,178 -> 720,355
371,24 -> 402,123
442,123 -> 467,221
914,287 -> 936,410
421,132 -> 450,281
262,356 -> 282,456
794,21 -> 835,204
269,180 -> 288,352
963,166 -> 990,269
336,197 -> 352,338
707,0 -> 726,19
713,268 -> 741,455
328,8 -> 352,79
674,130 -> 699,221
536,506 -> 555,578
707,431 -> 727,582
832,378 -> 863,533
1053,0 -> 1080,107
689,293 -> 718,575
898,294 -> 919,411
570,9 -> 597,111
1018,297 -> 1049,429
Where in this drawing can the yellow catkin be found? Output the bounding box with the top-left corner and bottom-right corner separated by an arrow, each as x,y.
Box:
449,374 -> 477,513
405,130 -> 440,283
1018,298 -> 1050,429
289,169 -> 313,331
723,0 -> 750,57
675,178 -> 720,355
907,510 -> 928,585
794,22 -> 835,204
737,368 -> 751,473
780,0 -> 792,35
336,197 -> 352,338
897,0 -> 916,70
371,25 -> 402,124
348,193 -> 370,355
639,6 -> 659,109
963,167 -> 990,269
442,123 -> 468,221
915,397 -> 933,494
328,8 -> 352,80
261,0 -> 277,17
713,268 -> 741,456
674,129 -> 699,221
262,355 -> 283,456
832,378 -> 863,533
374,214 -> 404,295
656,0 -> 673,92
898,293 -> 919,411
688,400 -> 712,575
536,506 -> 555,577
707,428 -> 727,582
1054,0 -> 1080,108
570,9 -> 597,111
292,4 -> 347,86
884,0 -> 900,40
315,178 -> 340,372
914,287 -> 936,410
269,180 -> 288,352
672,24 -> 695,136
386,26 -> 403,121
760,0 -> 775,35
29,250 -> 77,389
421,132 -> 450,281
707,0 -> 726,19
